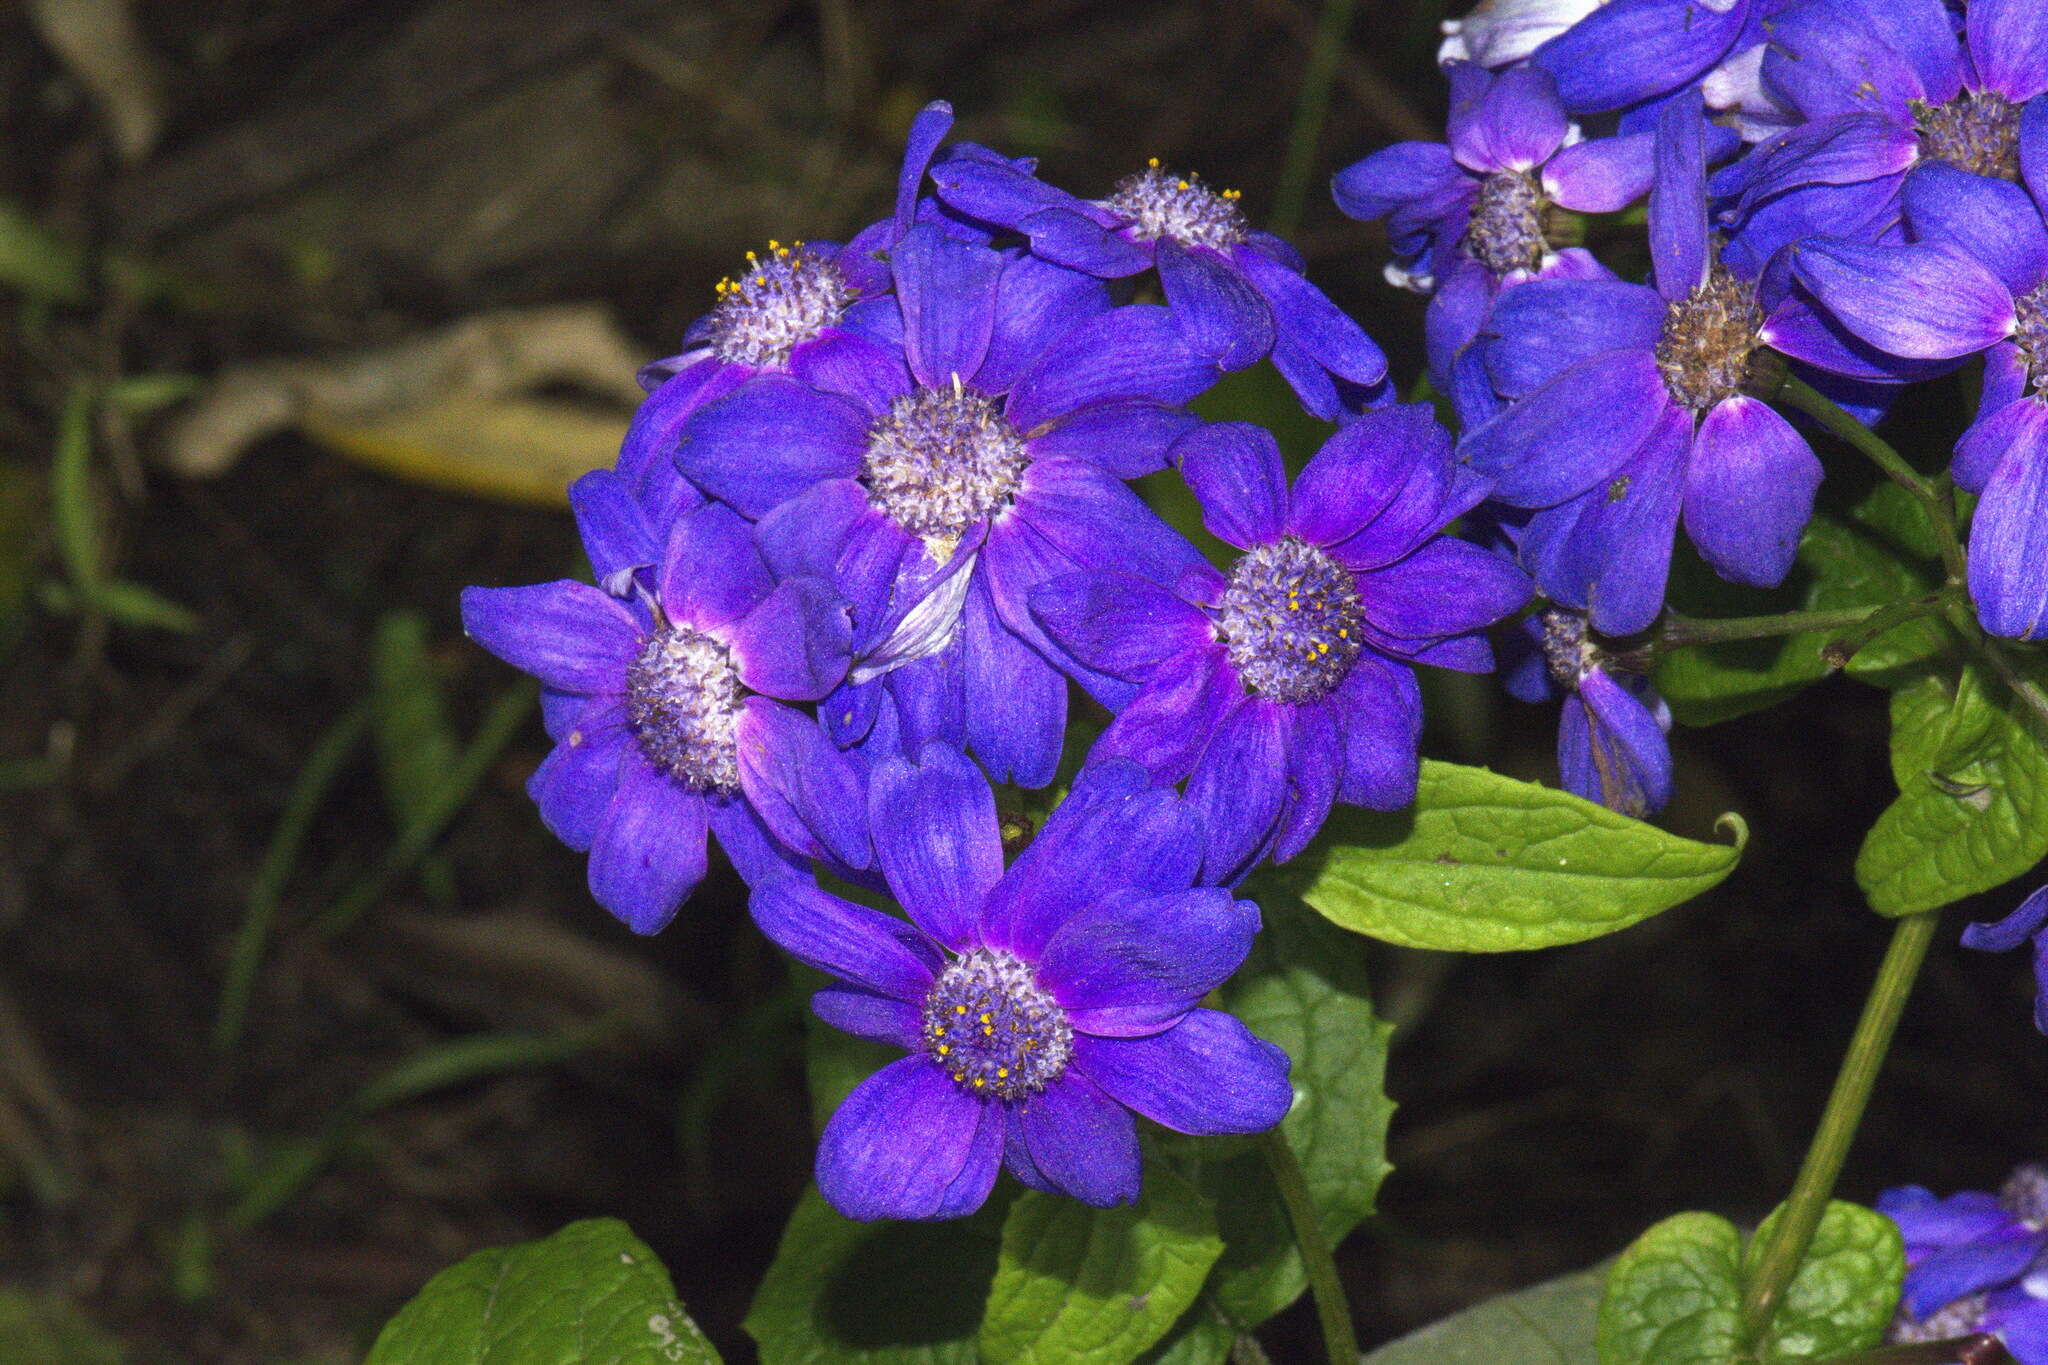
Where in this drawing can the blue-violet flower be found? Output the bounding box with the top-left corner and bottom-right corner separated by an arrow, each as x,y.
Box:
1880,1163 -> 2048,1360
1032,406 -> 1529,883
1504,608 -> 1674,818
1962,884 -> 2048,1035
752,742 -> 1293,1220
460,471 -> 867,933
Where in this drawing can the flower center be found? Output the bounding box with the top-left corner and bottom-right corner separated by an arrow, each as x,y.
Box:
1216,538 -> 1365,703
624,625 -> 744,794
2014,280 -> 2048,395
2002,1163 -> 2048,1230
1106,161 -> 1249,250
1466,170 -> 1550,275
1889,1293 -> 1988,1345
705,242 -> 855,367
1654,265 -> 1764,411
1913,90 -> 2022,181
861,382 -> 1029,561
922,949 -> 1073,1100
1540,609 -> 1592,690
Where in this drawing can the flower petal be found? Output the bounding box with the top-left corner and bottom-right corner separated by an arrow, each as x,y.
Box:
1459,349 -> 1670,508
1174,421 -> 1289,547
894,101 -> 955,238
1961,884 -> 2048,953
1157,243 -> 1273,371
961,578 -> 1067,789
1356,537 -> 1532,641
1542,131 -> 1655,212
1330,652 -> 1422,809
1902,164 -> 2048,297
736,698 -> 870,869
588,750 -> 707,934
869,740 -> 1004,952
677,377 -> 870,518
1023,400 -> 1202,479
1014,458 -> 1206,586
526,726 -> 627,852
1649,89 -> 1710,300
1185,696 -> 1290,884
1971,0 -> 2048,103
1235,248 -> 1388,386
976,253 -> 1115,395
1448,63 -> 1568,173
1532,0 -> 1747,114
1682,395 -> 1824,588
1006,306 -> 1220,431
1073,1010 -> 1293,1135
1526,405 -> 1691,636
570,469 -> 658,582
1792,238 -> 2015,361
1007,1072 -> 1141,1208
1969,418 -> 2048,639
660,501 -> 774,630
1484,278 -> 1666,400
1091,644 -> 1239,783
460,581 -> 635,693
1039,888 -> 1261,1036
749,877 -> 941,1001
980,762 -> 1203,959
1561,674 -> 1674,818
1292,402 -> 1474,560
893,224 -> 1004,390
812,986 -> 923,1050
730,576 -> 852,701
817,1056 -> 1003,1221
1029,570 -> 1213,681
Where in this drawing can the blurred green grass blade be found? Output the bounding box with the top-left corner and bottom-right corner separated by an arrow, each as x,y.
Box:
227,1025 -> 608,1229
1272,0 -> 1359,236
213,702 -> 374,1054
0,758 -> 60,791
90,579 -> 200,633
50,385 -> 100,593
0,201 -> 88,304
372,610 -> 460,834
317,680 -> 537,937
105,374 -> 201,414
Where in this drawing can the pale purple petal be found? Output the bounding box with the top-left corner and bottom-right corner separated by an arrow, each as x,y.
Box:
1682,395 -> 1824,588
460,581 -> 636,693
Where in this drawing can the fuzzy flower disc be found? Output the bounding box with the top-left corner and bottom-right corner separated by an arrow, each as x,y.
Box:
1217,537 -> 1364,703
1912,90 -> 2023,183
1654,265 -> 1763,412
706,243 -> 856,367
1106,163 -> 1250,251
625,624 -> 744,793
921,948 -> 1074,1100
862,383 -> 1029,559
1467,169 -> 1549,275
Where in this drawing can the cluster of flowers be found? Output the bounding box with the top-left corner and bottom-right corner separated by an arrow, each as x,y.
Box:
461,0 -> 2048,1223
1343,0 -> 2048,822
461,103 -> 1527,1219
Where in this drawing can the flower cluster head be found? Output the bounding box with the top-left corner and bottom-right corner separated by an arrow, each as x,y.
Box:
754,744 -> 1292,1219
1880,1163 -> 2048,1359
1503,605 -> 1673,818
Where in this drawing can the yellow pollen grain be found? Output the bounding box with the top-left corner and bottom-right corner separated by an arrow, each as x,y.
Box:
997,1067 -> 1009,1078
955,1004 -> 966,1014
1177,179 -> 1190,190
973,1078 -> 985,1088
1147,156 -> 1160,168
979,1012 -> 991,1023
937,1044 -> 950,1055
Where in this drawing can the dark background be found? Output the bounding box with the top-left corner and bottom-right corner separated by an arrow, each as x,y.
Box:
1,1 -> 2043,1360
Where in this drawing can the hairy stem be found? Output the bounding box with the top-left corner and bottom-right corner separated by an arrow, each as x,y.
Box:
1259,1126 -> 1358,1365
1658,604 -> 1911,650
1774,378 -> 1968,583
1739,912 -> 1940,1345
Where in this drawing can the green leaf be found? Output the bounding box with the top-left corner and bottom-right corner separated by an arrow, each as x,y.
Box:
1361,1263 -> 1605,1365
746,1185 -> 1012,1365
1740,1201 -> 1902,1361
365,1218 -> 720,1365
1595,1212 -> 1743,1365
1133,1305 -> 1234,1365
0,1290 -> 124,1365
0,200 -> 89,304
1193,905 -> 1393,1326
980,1168 -> 1224,1365
1656,487 -> 1950,726
1274,761 -> 1745,951
1857,664 -> 2048,915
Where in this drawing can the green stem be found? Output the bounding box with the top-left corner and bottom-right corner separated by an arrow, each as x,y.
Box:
1739,912 -> 1940,1346
1773,378 -> 1967,583
1259,1127 -> 1357,1365
1658,605 -> 1902,650
1943,600 -> 2048,738
1817,593 -> 1952,670
1270,0 -> 1356,236
1818,1336 -> 2015,1365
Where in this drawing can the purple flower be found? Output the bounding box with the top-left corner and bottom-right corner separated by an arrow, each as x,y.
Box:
1438,0 -> 1608,69
1717,0 -> 2048,250
674,219 -> 1220,788
1879,1165 -> 2048,1361
1528,0 -> 1759,115
459,471 -> 868,933
1032,407 -> 1529,884
1462,92 -> 1827,636
1333,62 -> 1652,419
1787,166 -> 2048,640
1505,608 -> 1674,818
1962,884 -> 2048,1035
753,743 -> 1293,1220
929,149 -> 1385,420
612,102 -> 957,528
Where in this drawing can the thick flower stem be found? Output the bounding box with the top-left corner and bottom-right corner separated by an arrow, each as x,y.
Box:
1259,1126 -> 1359,1365
1656,601 -> 1935,651
1773,378 -> 1969,584
1738,912 -> 1940,1347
